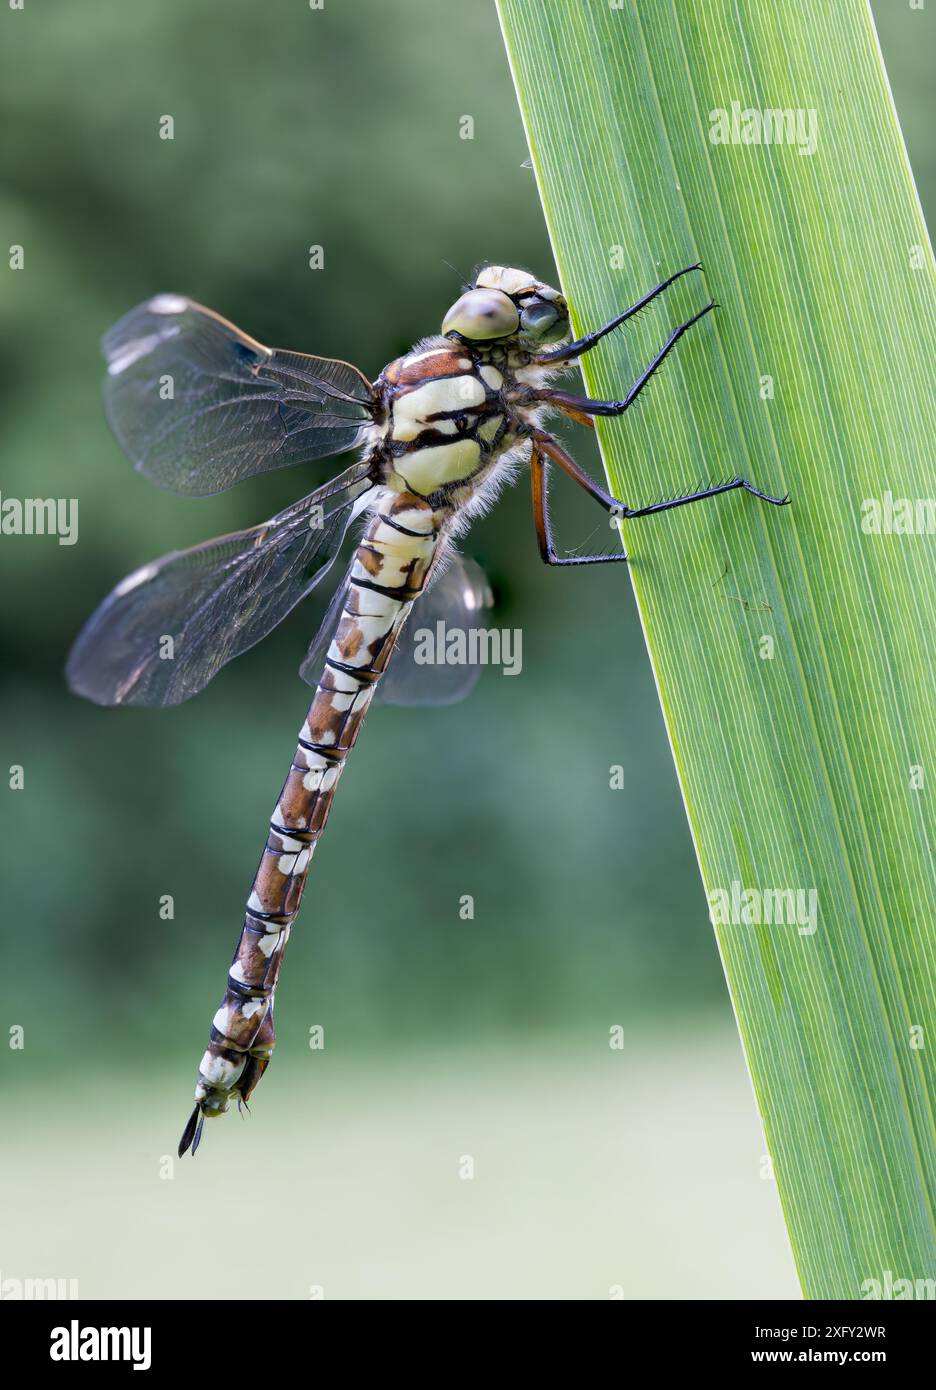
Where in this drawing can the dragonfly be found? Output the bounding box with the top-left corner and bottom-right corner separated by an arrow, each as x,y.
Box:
67,264 -> 789,1156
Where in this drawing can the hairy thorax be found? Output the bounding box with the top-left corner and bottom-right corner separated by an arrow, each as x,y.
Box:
372,334 -> 557,515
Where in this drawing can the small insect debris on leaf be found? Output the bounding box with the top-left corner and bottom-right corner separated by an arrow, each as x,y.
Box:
712,561 -> 773,613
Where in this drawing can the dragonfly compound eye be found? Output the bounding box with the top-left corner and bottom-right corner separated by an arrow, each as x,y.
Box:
442,288 -> 520,341
520,298 -> 567,345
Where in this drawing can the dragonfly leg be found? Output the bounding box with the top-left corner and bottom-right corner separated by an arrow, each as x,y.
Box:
532,263 -> 703,365
531,430 -> 623,513
536,302 -> 717,417
620,478 -> 791,519
531,441 -> 629,566
531,308 -> 789,515
530,429 -> 789,538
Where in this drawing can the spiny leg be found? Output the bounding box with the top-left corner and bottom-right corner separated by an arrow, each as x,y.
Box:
531,299 -> 790,515
620,478 -> 790,519
531,429 -> 789,531
533,263 -> 703,365
530,441 -> 629,566
532,430 -> 621,512
537,301 -> 717,418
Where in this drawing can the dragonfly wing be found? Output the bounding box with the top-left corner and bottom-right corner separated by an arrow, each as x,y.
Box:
67,463 -> 375,707
299,552 -> 494,707
102,296 -> 376,496
379,554 -> 494,706
298,573 -> 355,688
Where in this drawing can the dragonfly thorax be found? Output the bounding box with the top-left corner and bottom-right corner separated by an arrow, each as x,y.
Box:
376,340 -> 514,500
374,269 -> 569,504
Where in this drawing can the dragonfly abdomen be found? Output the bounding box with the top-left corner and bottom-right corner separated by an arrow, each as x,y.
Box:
184,489 -> 439,1148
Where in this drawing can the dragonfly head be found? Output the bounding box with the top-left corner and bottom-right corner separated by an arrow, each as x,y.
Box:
441,265 -> 569,349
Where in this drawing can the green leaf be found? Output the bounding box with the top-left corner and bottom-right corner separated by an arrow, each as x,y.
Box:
496,0 -> 935,1298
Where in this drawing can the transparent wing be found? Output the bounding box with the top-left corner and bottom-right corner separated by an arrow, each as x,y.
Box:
67,463 -> 375,707
381,555 -> 494,706
102,295 -> 376,497
299,553 -> 494,707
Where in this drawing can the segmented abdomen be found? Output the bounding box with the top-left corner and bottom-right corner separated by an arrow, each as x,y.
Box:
193,488 -> 438,1116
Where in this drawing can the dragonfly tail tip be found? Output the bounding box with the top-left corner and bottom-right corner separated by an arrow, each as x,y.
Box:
178,1103 -> 203,1158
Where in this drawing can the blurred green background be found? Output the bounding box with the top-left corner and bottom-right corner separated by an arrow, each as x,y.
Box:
0,0 -> 928,1299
